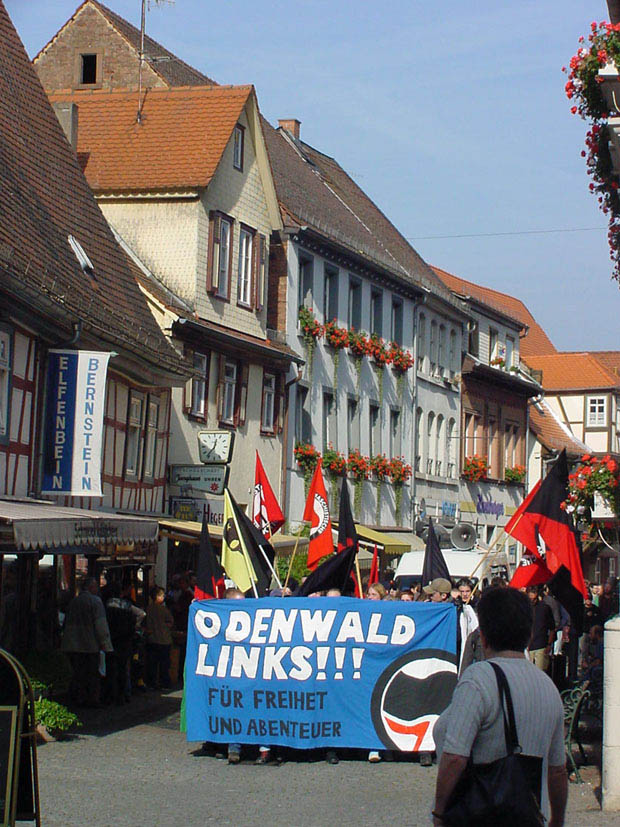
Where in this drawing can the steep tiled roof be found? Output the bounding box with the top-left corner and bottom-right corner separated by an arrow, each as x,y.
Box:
431,265 -> 557,358
0,0 -> 184,374
590,351 -> 620,380
529,398 -> 588,457
36,0 -> 217,88
526,353 -> 620,391
47,85 -> 253,193
262,119 -> 452,297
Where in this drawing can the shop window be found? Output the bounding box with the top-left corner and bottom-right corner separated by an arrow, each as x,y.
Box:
124,391 -> 145,479
233,124 -> 244,171
142,396 -> 160,481
0,327 -> 12,442
207,212 -> 233,299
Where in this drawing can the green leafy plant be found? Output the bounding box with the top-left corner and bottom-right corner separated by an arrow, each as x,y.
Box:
505,464 -> 526,484
22,650 -> 73,695
298,306 -> 323,377
388,457 -> 412,526
34,698 -> 81,734
294,442 -> 321,494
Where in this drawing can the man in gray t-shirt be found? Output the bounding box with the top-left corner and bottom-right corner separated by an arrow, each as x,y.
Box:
432,587 -> 567,826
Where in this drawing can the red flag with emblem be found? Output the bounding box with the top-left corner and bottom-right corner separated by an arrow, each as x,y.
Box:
252,451 -> 285,538
303,458 -> 334,570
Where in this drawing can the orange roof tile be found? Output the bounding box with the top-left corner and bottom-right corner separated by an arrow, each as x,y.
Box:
590,351 -> 620,380
526,353 -> 620,391
431,265 -> 557,358
529,399 -> 588,457
47,85 -> 253,192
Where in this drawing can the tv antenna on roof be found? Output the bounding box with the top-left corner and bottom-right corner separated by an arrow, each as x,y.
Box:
137,0 -> 175,124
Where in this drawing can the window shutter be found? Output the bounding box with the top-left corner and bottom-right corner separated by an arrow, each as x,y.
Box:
207,212 -> 221,294
255,234 -> 266,311
236,363 -> 249,427
216,354 -> 226,422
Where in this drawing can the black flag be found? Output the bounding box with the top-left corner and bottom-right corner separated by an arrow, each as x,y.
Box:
337,477 -> 358,556
228,491 -> 276,596
195,515 -> 225,600
421,518 -> 450,586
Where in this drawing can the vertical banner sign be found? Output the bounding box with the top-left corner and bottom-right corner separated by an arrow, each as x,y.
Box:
185,598 -> 457,751
42,350 -> 110,497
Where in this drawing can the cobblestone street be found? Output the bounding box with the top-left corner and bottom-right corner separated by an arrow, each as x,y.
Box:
31,692 -> 620,827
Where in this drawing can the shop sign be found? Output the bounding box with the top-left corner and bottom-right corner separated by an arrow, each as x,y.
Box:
475,495 -> 504,518
41,350 -> 110,497
170,464 -> 228,495
441,501 -> 457,520
170,496 -> 225,526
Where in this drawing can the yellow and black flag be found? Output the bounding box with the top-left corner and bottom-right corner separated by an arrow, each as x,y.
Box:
221,489 -> 275,596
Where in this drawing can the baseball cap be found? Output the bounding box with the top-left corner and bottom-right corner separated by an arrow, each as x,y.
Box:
423,577 -> 452,595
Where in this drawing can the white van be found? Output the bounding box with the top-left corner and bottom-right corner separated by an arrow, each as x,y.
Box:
394,548 -> 509,590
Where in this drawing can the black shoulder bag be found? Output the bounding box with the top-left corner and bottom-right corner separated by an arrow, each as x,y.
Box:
442,662 -> 544,826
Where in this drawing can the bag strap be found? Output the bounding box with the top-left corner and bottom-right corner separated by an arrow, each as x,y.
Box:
489,661 -> 521,754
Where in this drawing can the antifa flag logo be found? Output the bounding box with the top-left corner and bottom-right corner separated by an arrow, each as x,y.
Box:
253,483 -> 268,530
310,494 -> 330,540
370,649 -> 457,752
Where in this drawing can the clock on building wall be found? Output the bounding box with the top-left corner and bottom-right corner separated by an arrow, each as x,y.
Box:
197,430 -> 234,464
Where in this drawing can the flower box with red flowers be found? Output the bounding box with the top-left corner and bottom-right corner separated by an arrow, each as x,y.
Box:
323,445 -> 348,477
389,456 -> 412,485
368,334 -> 391,366
505,464 -> 526,484
347,329 -> 370,358
298,306 -> 323,341
294,442 -> 321,475
347,449 -> 370,480
389,343 -> 415,374
324,320 -> 349,350
463,455 -> 488,483
370,453 -> 391,481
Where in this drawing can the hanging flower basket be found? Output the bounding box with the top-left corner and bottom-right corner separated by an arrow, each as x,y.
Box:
463,455 -> 488,482
564,22 -> 620,282
563,453 -> 620,519
348,329 -> 370,358
298,306 -> 323,379
368,334 -> 391,366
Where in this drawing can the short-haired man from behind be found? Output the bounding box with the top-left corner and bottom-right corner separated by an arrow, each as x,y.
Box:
432,587 -> 567,827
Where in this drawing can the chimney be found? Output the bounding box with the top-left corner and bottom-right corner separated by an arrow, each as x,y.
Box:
278,118 -> 301,140
52,102 -> 79,151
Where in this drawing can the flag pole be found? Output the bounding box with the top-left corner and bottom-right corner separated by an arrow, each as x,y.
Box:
284,522 -> 305,589
355,553 -> 364,598
258,543 -> 282,589
468,511 -> 526,595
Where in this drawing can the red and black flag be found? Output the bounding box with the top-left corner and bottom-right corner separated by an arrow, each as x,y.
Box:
505,450 -> 587,598
368,544 -> 379,587
509,552 -> 553,591
252,451 -> 285,538
194,514 -> 225,600
421,518 -> 450,586
303,458 -> 334,570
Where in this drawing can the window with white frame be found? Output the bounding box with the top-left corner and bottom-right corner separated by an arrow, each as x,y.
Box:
142,396 -> 160,480
430,320 -> 438,375
505,336 -> 515,368
298,257 -> 313,310
0,328 -> 11,440
464,411 -> 479,457
489,328 -> 498,362
233,124 -> 244,170
124,391 -> 145,478
415,408 -> 423,471
190,352 -> 208,419
222,361 -> 237,425
504,423 -> 518,469
261,373 -> 276,433
587,396 -> 607,426
427,412 -> 435,474
435,415 -> 444,476
208,214 -> 233,299
438,325 -> 446,376
238,227 -> 254,306
417,314 -> 426,373
446,418 -> 456,478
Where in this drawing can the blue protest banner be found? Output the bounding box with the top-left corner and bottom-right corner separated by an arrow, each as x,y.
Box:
185,597 -> 457,751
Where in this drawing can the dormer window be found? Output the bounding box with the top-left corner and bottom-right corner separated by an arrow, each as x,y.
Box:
80,53 -> 97,85
68,234 -> 95,278
233,125 -> 244,171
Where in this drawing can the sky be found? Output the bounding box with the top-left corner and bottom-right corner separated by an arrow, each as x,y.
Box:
5,0 -> 620,352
